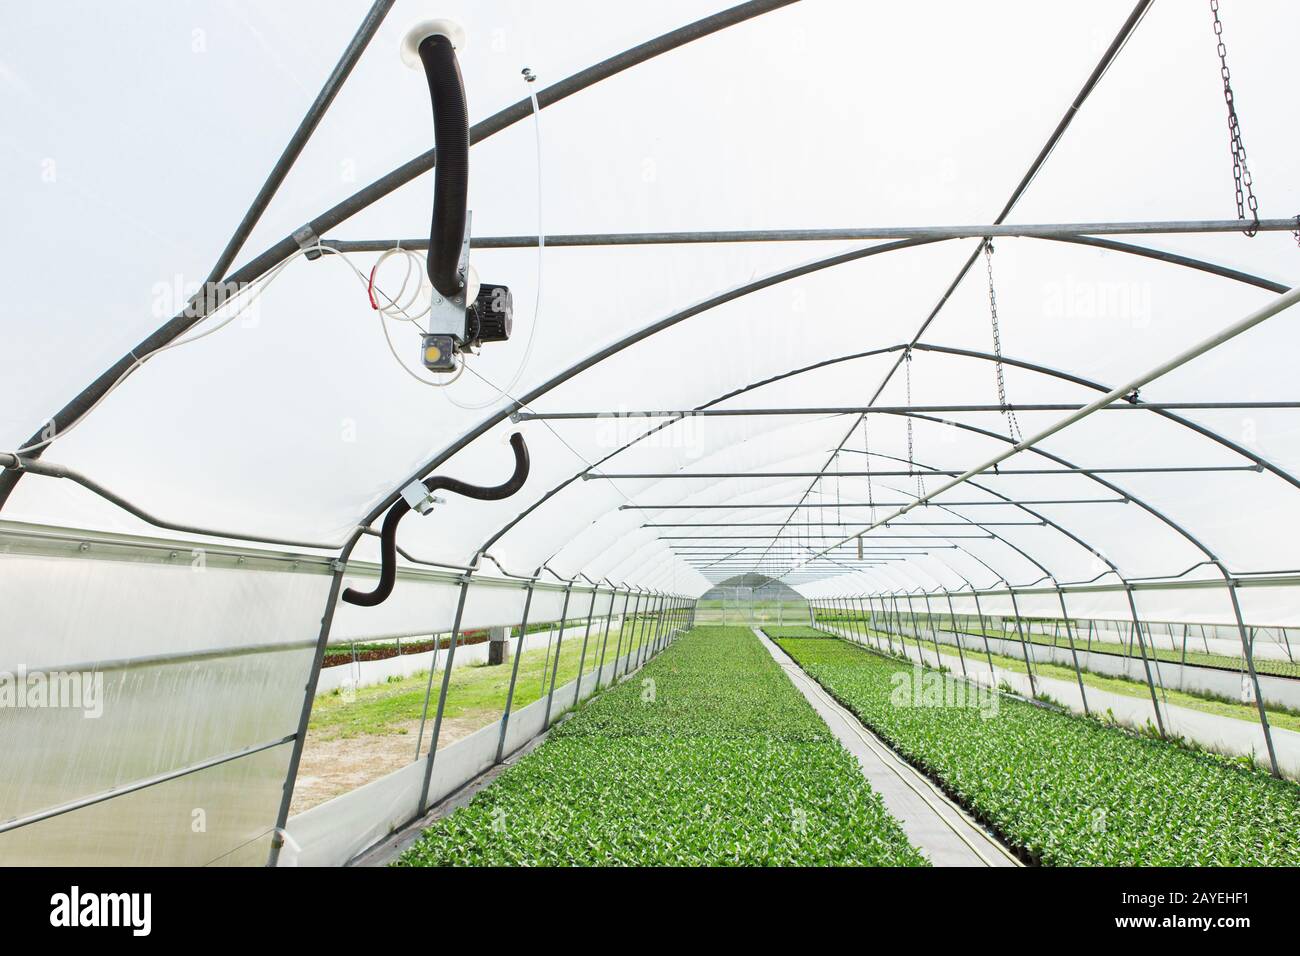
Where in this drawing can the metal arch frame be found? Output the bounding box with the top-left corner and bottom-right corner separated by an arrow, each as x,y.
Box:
868,409 -> 1277,769
0,0 -> 797,865
5,230 -> 1288,562
319,6 -> 1213,562
7,263 -> 1287,850
478,364 -> 1154,729
468,337 -> 1300,601
2,0 -> 1292,859
478,323 -> 1297,594
453,335 -> 1279,760
741,0 -> 1157,575
5,0 -> 1286,560
0,0 -> 798,508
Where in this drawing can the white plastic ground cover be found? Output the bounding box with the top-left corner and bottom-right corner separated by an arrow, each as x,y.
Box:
282,645 -> 648,867
0,1 -> 1297,607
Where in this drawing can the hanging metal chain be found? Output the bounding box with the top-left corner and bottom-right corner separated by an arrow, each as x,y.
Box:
1211,0 -> 1260,237
904,349 -> 926,498
817,481 -> 825,545
834,451 -> 842,526
863,414 -> 876,521
984,241 -> 1023,443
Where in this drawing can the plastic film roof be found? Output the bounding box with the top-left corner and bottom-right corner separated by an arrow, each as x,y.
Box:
3,0 -> 1300,611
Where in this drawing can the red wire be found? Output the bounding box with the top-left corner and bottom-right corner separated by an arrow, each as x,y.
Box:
367,262 -> 381,310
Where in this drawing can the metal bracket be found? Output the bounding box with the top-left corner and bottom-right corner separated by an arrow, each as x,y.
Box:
427,211 -> 472,339
401,480 -> 444,515
292,224 -> 323,261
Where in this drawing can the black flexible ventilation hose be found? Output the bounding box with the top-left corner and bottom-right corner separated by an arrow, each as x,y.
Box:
417,33 -> 469,298
342,433 -> 530,607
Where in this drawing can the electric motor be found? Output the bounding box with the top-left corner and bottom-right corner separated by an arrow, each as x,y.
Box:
468,282 -> 513,345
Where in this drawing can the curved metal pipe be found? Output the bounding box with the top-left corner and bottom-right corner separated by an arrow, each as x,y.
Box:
0,0 -> 795,508
476,338 -> 1291,593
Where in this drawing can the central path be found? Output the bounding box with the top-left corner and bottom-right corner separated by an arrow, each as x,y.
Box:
753,628 -> 1020,868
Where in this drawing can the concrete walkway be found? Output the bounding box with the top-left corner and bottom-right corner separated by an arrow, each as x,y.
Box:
755,628 -> 1019,868
822,625 -> 1300,780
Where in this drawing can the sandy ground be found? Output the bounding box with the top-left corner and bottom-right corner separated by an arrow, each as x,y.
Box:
289,712 -> 495,816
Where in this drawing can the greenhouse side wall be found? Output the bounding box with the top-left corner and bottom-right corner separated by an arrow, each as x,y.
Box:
0,521 -> 688,865
0,523 -> 334,866
281,643 -> 653,867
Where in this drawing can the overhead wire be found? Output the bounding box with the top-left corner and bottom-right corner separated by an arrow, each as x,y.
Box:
7,237 -> 470,462
445,69 -> 548,411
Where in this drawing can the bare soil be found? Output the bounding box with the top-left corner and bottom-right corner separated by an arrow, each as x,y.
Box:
289,711 -> 497,816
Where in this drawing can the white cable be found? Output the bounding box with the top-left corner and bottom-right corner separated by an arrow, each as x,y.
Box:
458,362 -> 667,552
378,307 -> 465,387
15,71 -> 548,454
14,246 -> 313,455
11,240 -> 467,457
447,74 -> 546,410
326,243 -> 476,388
366,245 -> 432,322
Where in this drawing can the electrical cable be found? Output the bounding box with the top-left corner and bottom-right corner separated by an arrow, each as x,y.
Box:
12,244 -> 316,455
9,238 -> 464,460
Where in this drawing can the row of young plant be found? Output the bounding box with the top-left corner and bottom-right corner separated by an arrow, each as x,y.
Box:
768,628 -> 1300,866
396,626 -> 928,866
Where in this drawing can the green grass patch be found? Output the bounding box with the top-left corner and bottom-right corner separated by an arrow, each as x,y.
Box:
771,632 -> 1300,866
395,626 -> 928,866
310,622 -> 643,741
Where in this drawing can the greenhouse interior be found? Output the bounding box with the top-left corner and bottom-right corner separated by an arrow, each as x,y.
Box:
3,0 -> 1300,882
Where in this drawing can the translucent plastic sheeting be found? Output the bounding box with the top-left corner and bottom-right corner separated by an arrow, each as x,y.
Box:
330,568 -> 619,641
839,577 -> 1300,631
1,743 -> 293,867
0,525 -> 332,865
282,642 -> 649,867
1,0 -> 1298,604
0,525 -> 333,668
